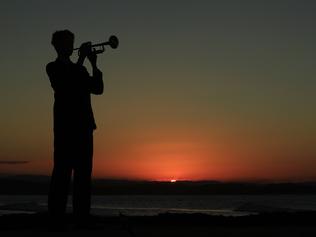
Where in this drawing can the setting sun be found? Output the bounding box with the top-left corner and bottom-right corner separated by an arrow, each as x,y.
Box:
170,179 -> 177,183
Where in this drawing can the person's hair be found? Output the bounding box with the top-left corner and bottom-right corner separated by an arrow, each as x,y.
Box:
51,30 -> 74,47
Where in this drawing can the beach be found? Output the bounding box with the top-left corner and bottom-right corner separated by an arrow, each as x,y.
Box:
1,211 -> 315,236
1,194 -> 316,236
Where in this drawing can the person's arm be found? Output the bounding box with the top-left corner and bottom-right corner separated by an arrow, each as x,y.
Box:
88,51 -> 104,95
76,42 -> 104,95
46,62 -> 74,93
76,42 -> 90,66
46,63 -> 62,92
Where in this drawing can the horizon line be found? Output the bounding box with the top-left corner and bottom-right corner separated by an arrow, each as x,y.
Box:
1,174 -> 316,184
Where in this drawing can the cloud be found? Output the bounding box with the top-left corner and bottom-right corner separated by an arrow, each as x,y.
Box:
0,161 -> 29,165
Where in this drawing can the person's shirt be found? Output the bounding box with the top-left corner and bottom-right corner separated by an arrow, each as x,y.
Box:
46,59 -> 103,134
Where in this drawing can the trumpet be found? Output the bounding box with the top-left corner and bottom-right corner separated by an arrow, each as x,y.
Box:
73,35 -> 119,55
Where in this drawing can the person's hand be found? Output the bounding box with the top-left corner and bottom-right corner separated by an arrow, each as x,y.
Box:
87,48 -> 97,67
78,42 -> 92,59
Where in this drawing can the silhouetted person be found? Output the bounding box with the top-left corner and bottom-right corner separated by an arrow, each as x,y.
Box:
46,30 -> 103,224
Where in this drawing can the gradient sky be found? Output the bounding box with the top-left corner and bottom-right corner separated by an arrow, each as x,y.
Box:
0,0 -> 315,181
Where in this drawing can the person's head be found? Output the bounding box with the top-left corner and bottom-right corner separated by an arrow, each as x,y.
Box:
51,30 -> 74,57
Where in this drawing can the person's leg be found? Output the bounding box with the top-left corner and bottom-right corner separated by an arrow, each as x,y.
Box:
48,157 -> 72,217
48,133 -> 72,218
73,130 -> 93,219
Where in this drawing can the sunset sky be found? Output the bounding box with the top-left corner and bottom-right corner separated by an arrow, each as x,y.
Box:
0,0 -> 315,181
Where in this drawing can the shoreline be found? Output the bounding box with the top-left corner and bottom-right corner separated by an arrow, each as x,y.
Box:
1,194 -> 315,217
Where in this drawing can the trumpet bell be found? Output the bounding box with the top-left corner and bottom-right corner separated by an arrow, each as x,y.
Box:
108,35 -> 119,49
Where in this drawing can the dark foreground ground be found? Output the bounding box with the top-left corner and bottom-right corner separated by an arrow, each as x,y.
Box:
0,212 -> 315,236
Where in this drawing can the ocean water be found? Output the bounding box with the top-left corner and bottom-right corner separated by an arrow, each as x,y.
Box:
0,195 -> 316,216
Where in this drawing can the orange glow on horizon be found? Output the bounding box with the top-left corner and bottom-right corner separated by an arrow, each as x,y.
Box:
93,140 -> 257,181
92,139 -> 316,182
2,137 -> 315,182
